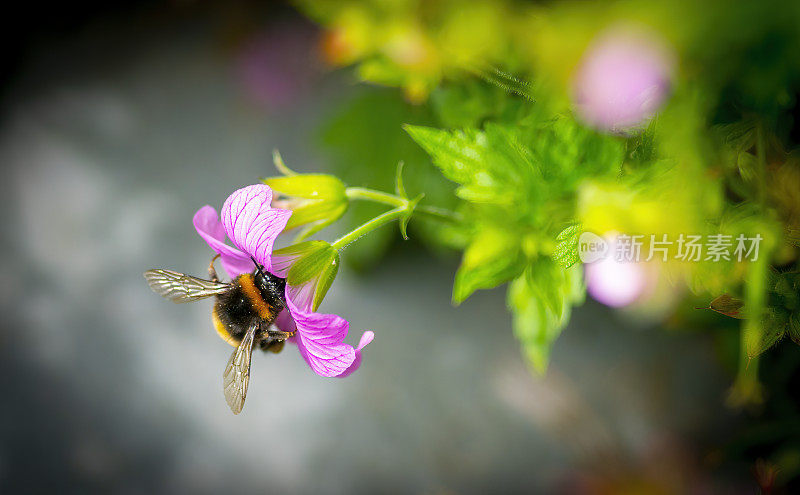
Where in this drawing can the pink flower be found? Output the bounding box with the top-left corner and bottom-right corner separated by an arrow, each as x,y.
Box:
193,184 -> 371,377
584,235 -> 650,307
193,185 -> 291,279
585,253 -> 647,307
572,26 -> 675,132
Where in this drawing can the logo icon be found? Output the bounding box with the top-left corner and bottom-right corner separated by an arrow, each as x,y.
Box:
578,231 -> 609,263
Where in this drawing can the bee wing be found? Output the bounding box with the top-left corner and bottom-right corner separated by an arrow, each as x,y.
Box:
223,322 -> 257,414
144,269 -> 229,303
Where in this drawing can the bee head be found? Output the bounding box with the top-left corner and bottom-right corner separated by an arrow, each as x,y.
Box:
250,256 -> 267,280
250,256 -> 287,305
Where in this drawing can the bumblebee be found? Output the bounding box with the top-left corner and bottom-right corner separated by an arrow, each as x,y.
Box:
144,255 -> 292,414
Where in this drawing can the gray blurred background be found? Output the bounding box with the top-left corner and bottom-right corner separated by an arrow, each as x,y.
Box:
0,3 -> 750,493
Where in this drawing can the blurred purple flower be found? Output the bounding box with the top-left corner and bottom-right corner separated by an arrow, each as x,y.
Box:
236,23 -> 321,109
584,235 -> 647,307
572,27 -> 675,132
194,184 -> 371,377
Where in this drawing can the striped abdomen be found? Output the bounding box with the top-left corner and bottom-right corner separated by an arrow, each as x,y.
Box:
211,272 -> 286,346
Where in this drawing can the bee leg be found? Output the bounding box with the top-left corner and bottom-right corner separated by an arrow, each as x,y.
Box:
267,329 -> 295,340
208,254 -> 221,282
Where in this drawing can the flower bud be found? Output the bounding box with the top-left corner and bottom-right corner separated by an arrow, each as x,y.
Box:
263,174 -> 348,240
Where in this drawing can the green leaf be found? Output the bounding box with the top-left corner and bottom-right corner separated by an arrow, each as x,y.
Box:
507,260 -> 584,374
785,228 -> 800,248
700,294 -> 746,319
452,225 -> 525,304
283,240 -> 340,311
717,119 -> 757,153
553,223 -> 582,268
273,240 -> 326,259
405,123 -> 542,209
282,242 -> 328,283
312,252 -> 340,311
526,117 -> 625,191
744,308 -> 787,358
405,117 -> 624,215
404,125 -> 495,196
788,314 -> 800,345
741,271 -> 800,352
625,119 -> 658,167
430,79 -> 531,128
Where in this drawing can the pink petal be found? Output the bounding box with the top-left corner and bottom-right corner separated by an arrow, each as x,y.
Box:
337,331 -> 374,378
355,330 -> 374,351
193,205 -> 254,278
193,205 -> 227,241
286,294 -> 355,377
286,281 -> 315,313
218,256 -> 256,281
270,252 -> 303,278
220,185 -> 292,273
274,308 -> 296,334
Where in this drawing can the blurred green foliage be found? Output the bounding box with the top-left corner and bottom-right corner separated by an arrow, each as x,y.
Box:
300,0 -> 800,430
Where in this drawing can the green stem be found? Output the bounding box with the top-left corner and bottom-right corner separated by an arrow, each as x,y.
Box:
331,207 -> 407,250
733,121 -> 767,401
345,187 -> 462,223
415,205 -> 463,223
346,187 -> 406,207
333,187 -> 463,251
